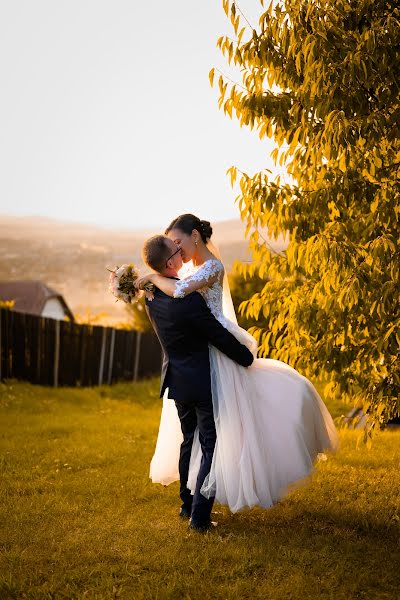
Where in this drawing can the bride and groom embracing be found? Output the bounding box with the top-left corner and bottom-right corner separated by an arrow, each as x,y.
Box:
136,213 -> 339,533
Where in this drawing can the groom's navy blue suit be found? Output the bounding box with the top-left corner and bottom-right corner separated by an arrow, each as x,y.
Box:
146,282 -> 253,527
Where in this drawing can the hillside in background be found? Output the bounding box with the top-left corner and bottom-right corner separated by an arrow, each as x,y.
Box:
0,215 -> 287,325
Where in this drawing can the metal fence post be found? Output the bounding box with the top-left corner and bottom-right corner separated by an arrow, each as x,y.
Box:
98,327 -> 107,386
37,318 -> 42,383
0,309 -> 2,381
53,320 -> 60,387
133,331 -> 142,382
107,328 -> 116,385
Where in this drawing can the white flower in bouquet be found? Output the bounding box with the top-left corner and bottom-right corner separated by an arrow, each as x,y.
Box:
115,266 -> 126,278
107,263 -> 154,304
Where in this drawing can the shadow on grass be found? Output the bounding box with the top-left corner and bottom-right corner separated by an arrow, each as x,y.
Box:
223,504 -> 399,542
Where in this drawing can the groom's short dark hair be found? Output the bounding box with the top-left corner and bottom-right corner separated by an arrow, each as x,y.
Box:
142,235 -> 171,273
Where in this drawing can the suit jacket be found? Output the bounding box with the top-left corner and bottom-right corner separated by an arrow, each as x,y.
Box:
145,284 -> 254,404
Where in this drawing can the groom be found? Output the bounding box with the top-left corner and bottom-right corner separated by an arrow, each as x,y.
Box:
142,235 -> 253,532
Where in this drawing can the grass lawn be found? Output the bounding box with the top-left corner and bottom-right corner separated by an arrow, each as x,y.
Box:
0,379 -> 399,599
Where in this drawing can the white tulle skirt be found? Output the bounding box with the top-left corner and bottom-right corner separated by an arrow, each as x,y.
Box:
150,319 -> 339,513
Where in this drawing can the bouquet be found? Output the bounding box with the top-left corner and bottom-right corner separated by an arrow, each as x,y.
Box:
108,264 -> 154,304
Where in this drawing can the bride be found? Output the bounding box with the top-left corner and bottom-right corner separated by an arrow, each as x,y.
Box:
137,213 -> 339,513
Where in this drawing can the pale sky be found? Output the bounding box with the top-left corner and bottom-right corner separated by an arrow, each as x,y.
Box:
0,1 -> 277,230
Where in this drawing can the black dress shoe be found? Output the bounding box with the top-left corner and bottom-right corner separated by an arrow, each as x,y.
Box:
188,519 -> 214,533
179,507 -> 191,519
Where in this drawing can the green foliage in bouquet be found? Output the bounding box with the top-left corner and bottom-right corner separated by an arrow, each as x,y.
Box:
117,266 -> 139,300
212,0 -> 400,435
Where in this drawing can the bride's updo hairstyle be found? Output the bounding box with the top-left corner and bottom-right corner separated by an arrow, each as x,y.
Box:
165,213 -> 213,244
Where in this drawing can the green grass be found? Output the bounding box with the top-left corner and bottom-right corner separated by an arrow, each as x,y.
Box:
0,379 -> 399,600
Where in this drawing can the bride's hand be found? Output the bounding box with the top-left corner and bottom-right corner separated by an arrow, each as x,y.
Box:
135,273 -> 155,290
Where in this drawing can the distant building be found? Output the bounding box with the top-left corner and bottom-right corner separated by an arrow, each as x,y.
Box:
0,280 -> 74,321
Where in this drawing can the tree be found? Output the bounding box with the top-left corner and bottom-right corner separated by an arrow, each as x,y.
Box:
0,301 -> 15,310
229,268 -> 269,331
125,295 -> 152,333
211,0 -> 400,435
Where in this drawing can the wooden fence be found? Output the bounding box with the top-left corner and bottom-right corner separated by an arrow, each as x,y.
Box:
0,308 -> 162,387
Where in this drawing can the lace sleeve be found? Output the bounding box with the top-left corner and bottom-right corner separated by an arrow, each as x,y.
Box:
173,259 -> 224,298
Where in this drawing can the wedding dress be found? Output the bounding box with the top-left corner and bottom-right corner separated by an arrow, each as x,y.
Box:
149,258 -> 339,512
